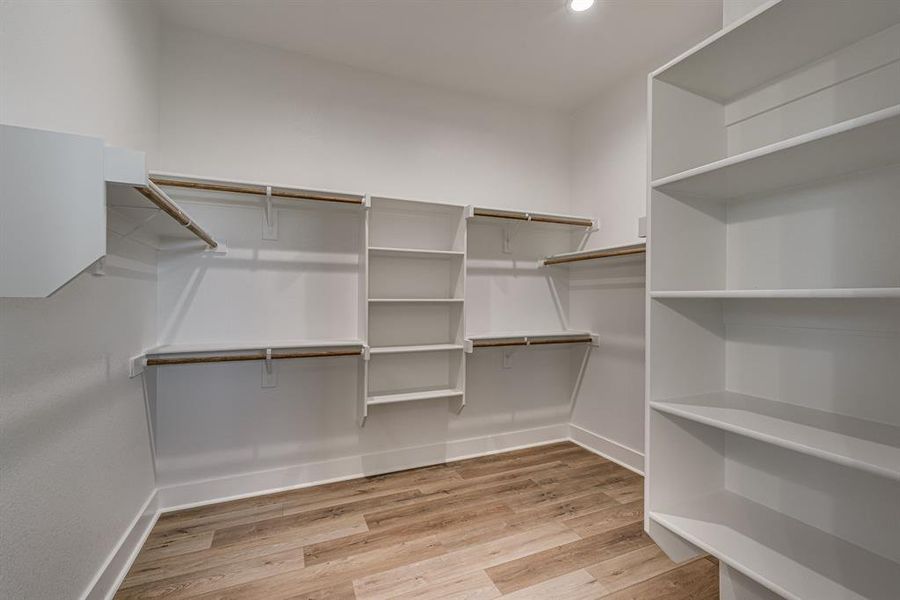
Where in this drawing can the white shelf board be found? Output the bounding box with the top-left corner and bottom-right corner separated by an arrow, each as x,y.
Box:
653,0 -> 900,102
146,339 -> 364,356
367,388 -> 464,406
369,344 -> 463,355
652,105 -> 900,199
368,298 -> 464,304
651,391 -> 900,482
466,330 -> 591,341
368,246 -> 464,258
650,491 -> 900,600
651,288 -> 900,299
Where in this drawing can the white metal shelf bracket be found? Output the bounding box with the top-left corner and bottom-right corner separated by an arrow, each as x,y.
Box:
262,185 -> 277,240
503,214 -> 530,254
129,354 -> 147,378
262,348 -> 276,387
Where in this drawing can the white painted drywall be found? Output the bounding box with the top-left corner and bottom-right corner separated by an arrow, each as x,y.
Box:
157,25 -> 571,212
566,73 -> 651,471
0,2 -> 160,598
151,25 -> 577,497
723,0 -> 771,27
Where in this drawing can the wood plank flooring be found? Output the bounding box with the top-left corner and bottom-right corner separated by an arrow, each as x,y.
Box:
116,442 -> 717,599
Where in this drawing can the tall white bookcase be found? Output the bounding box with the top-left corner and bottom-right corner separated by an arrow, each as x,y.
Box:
646,2 -> 900,599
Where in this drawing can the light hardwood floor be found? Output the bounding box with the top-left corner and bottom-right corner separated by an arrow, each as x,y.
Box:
116,442 -> 717,599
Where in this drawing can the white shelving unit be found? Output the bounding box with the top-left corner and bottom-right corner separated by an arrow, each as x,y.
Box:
647,2 -> 900,598
362,197 -> 468,424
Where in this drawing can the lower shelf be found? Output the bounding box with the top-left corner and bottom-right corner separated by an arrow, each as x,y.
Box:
651,491 -> 900,600
367,388 -> 464,406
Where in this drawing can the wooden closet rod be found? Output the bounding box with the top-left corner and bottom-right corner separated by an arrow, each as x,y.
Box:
135,182 -> 218,249
150,176 -> 365,206
544,243 -> 646,266
146,348 -> 361,366
472,336 -> 593,348
472,208 -> 594,228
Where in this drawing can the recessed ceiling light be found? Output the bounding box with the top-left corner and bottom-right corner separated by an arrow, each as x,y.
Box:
569,0 -> 594,12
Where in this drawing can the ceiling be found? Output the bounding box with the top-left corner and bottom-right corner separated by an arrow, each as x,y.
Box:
156,0 -> 722,110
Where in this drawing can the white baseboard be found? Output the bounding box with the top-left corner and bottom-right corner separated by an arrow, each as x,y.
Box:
88,421 -> 639,598
157,423 -> 570,512
568,423 -> 645,475
82,489 -> 159,600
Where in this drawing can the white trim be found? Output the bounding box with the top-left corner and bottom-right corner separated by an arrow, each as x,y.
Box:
82,489 -> 159,600
157,423 -> 569,512
568,423 -> 645,475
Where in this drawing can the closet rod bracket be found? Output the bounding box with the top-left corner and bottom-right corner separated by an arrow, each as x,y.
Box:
262,185 -> 278,240
129,354 -> 147,378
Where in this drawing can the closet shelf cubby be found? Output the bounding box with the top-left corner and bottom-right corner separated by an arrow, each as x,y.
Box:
651,391 -> 900,482
649,491 -> 900,600
651,104 -> 900,200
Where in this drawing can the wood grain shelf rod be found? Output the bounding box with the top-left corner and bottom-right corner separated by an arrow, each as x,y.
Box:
146,348 -> 362,366
150,176 -> 365,206
135,181 -> 218,248
543,243 -> 646,266
472,208 -> 594,228
472,336 -> 593,348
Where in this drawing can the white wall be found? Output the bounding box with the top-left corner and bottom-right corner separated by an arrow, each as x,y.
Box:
0,2 -> 160,598
567,73 -> 650,471
158,25 -> 571,212
150,25 -> 576,504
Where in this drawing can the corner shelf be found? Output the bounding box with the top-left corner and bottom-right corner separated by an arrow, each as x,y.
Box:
651,392 -> 900,482
650,288 -> 900,299
651,104 -> 900,199
650,491 -> 900,600
367,388 -> 464,406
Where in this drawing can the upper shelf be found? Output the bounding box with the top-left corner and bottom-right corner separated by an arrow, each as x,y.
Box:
149,172 -> 366,207
143,339 -> 364,366
651,391 -> 900,482
466,330 -> 595,350
468,206 -> 596,230
651,288 -> 900,299
543,243 -> 645,266
651,104 -> 900,200
368,247 -> 464,259
653,0 -> 900,102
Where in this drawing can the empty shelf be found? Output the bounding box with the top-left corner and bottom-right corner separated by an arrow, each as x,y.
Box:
650,491 -> 900,600
652,105 -> 900,199
543,243 -> 646,266
368,247 -> 464,258
369,344 -> 464,355
469,206 -> 595,229
368,298 -> 464,303
367,388 -> 464,406
145,340 -> 364,366
651,391 -> 900,482
651,288 -> 900,299
654,0 -> 900,103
